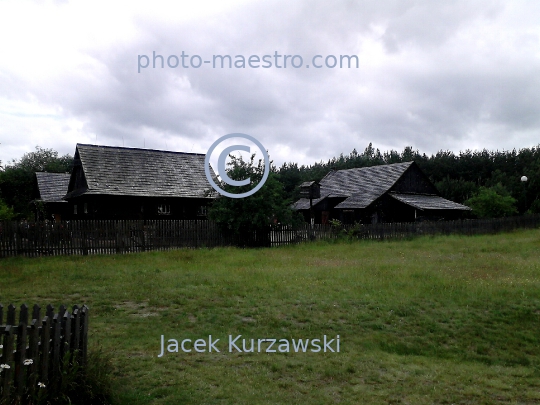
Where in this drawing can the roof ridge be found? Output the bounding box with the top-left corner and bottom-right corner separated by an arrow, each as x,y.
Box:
76,143 -> 206,156
35,172 -> 71,176
337,161 -> 413,173
390,191 -> 438,195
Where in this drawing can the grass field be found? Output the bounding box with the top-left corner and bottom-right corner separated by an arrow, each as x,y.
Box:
1,229 -> 540,404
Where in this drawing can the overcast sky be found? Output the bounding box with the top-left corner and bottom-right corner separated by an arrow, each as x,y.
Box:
1,0 -> 539,169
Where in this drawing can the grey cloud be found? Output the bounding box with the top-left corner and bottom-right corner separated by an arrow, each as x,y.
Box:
2,0 -> 539,166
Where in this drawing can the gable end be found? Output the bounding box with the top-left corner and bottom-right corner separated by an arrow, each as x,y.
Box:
390,162 -> 439,195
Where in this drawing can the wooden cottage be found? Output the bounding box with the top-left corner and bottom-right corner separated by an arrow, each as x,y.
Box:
293,161 -> 471,224
33,172 -> 72,221
63,144 -> 216,220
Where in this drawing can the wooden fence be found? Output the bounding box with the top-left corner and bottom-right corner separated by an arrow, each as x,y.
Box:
1,215 -> 539,258
0,304 -> 88,405
0,220 -> 236,258
0,219 -> 278,257
356,214 -> 540,240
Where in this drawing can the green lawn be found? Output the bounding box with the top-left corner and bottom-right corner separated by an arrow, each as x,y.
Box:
1,229 -> 540,404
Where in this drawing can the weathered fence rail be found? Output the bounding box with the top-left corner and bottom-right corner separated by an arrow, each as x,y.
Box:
0,215 -> 539,258
338,214 -> 540,239
0,303 -> 89,405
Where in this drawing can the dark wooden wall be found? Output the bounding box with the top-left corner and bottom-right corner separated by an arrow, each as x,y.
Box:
390,164 -> 439,195
66,196 -> 211,220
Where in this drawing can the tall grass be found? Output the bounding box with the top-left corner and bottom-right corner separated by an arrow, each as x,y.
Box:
1,229 -> 539,404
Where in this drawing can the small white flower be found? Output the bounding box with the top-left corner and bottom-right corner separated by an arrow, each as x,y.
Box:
0,364 -> 10,369
0,345 -> 3,349
23,359 -> 33,366
38,382 -> 46,388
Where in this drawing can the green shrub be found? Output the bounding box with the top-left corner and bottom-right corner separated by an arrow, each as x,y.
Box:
0,198 -> 14,220
464,185 -> 518,218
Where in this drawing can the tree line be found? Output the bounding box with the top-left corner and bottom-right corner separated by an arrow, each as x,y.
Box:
1,143 -> 539,221
0,147 -> 73,220
275,143 -> 540,217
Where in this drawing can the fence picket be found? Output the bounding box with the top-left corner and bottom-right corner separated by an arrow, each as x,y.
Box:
14,304 -> 29,397
1,325 -> 15,403
81,306 -> 89,366
6,305 -> 15,327
27,318 -> 39,398
51,313 -> 61,387
72,306 -> 80,353
62,311 -> 71,363
40,315 -> 51,384
0,303 -> 89,404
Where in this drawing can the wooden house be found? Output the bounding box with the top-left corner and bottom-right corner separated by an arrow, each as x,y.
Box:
63,144 -> 216,220
33,172 -> 72,221
293,162 -> 471,224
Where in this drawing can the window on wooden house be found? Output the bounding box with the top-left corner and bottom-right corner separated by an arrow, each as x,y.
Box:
84,203 -> 88,214
197,205 -> 208,216
74,204 -> 78,215
157,204 -> 171,215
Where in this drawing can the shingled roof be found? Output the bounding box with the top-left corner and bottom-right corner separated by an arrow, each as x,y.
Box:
293,161 -> 471,211
389,193 -> 471,211
66,144 -> 216,199
35,172 -> 70,203
294,162 -> 413,210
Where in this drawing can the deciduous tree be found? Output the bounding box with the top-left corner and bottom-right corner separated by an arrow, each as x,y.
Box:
208,154 -> 301,245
